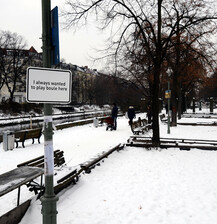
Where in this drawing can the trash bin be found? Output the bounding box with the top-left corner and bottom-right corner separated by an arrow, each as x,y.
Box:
93,117 -> 99,128
3,131 -> 15,151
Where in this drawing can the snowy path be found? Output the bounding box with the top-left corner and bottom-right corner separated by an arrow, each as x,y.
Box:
21,146 -> 217,224
0,112 -> 217,223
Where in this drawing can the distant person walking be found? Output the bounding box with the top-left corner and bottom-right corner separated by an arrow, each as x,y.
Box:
112,103 -> 118,130
128,106 -> 136,126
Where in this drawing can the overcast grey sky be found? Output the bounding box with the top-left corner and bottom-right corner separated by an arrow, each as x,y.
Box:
0,0 -> 107,69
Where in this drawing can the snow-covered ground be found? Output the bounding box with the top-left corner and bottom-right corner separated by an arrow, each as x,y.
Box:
0,109 -> 217,223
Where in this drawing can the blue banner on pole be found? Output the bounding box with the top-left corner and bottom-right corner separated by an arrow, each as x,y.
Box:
51,6 -> 60,65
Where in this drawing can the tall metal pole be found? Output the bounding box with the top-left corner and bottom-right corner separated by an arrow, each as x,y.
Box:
167,80 -> 171,134
41,0 -> 58,223
193,97 -> 195,114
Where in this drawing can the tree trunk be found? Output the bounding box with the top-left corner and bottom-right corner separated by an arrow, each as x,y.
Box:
152,65 -> 160,146
151,0 -> 162,146
171,91 -> 177,126
178,84 -> 182,119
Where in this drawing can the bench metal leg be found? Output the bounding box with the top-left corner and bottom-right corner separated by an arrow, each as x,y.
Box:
40,174 -> 43,193
41,174 -> 43,185
17,186 -> 21,206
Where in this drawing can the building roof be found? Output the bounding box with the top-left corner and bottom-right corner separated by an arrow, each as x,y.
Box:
28,46 -> 38,53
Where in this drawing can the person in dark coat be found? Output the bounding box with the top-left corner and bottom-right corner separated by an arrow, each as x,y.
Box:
112,103 -> 118,130
127,106 -> 136,126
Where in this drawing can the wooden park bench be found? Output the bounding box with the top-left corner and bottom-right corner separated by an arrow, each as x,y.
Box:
15,128 -> 42,148
17,149 -> 66,195
16,149 -> 81,196
131,117 -> 152,135
159,113 -> 166,121
16,149 -> 65,195
0,166 -> 44,208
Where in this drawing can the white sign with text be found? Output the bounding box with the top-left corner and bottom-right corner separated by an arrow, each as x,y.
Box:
26,67 -> 72,104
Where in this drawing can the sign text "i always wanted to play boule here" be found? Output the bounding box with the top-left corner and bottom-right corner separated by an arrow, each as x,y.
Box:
26,67 -> 72,104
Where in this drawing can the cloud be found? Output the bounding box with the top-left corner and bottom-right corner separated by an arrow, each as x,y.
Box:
0,0 -> 107,69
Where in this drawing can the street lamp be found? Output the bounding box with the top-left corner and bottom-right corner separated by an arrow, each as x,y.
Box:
166,68 -> 172,134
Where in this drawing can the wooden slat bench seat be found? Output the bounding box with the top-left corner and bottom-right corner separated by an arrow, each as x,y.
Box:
0,166 -> 44,206
80,144 -> 124,173
15,128 -> 42,148
127,136 -> 217,150
56,169 -> 78,185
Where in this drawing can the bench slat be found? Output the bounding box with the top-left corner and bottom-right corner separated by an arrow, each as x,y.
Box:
27,159 -> 44,168
57,169 -> 77,184
0,167 -> 43,197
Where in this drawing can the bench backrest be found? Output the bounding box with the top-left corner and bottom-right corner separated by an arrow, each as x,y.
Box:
15,131 -> 26,141
17,149 -> 65,168
132,118 -> 147,129
25,128 -> 42,140
14,129 -> 42,142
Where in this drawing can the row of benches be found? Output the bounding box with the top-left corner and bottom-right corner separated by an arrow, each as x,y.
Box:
2,114 -> 148,148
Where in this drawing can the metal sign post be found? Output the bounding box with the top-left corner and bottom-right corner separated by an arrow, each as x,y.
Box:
26,67 -> 72,223
41,1 -> 58,223
31,2 -> 72,223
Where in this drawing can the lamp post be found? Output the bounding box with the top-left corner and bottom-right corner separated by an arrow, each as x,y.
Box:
167,68 -> 172,134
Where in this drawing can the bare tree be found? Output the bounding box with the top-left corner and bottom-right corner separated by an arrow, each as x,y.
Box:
63,0 -> 217,144
119,0 -> 217,124
163,1 -> 217,124
0,31 -> 29,103
0,31 -> 9,90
